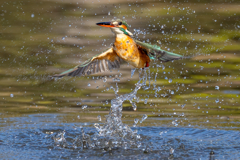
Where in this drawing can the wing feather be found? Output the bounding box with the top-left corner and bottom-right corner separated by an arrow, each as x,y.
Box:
107,60 -> 113,70
52,47 -> 123,78
102,59 -> 107,71
95,60 -> 99,73
99,60 -> 103,72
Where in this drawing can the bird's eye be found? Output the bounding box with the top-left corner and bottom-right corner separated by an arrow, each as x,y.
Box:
118,22 -> 122,25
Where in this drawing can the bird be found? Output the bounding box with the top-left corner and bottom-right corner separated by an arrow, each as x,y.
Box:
52,19 -> 183,78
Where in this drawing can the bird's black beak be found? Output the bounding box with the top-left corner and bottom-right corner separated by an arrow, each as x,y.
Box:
96,22 -> 114,28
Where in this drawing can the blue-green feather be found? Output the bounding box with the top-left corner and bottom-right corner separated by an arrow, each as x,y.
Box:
135,40 -> 183,62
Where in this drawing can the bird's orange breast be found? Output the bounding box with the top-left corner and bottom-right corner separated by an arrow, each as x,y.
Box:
113,34 -> 150,68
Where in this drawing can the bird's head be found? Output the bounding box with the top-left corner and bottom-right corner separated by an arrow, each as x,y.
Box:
96,19 -> 133,36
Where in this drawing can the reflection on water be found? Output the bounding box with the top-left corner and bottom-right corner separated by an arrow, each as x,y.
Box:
0,0 -> 240,159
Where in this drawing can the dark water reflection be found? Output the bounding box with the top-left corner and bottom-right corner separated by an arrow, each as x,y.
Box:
0,0 -> 240,159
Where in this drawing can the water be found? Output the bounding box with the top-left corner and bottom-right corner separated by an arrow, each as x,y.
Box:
1,114 -> 240,159
1,0 -> 240,159
2,69 -> 240,159
87,69 -> 148,150
52,69 -> 149,151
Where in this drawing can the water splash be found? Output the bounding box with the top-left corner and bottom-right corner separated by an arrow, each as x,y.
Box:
53,130 -> 67,148
53,69 -> 149,150
92,69 -> 149,147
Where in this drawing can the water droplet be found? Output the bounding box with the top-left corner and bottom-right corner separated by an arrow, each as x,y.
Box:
140,114 -> 148,123
87,83 -> 91,87
69,24 -> 71,27
113,78 -> 120,82
94,123 -> 101,131
133,118 -> 139,127
97,115 -> 101,121
132,102 -> 137,111
77,115 -> 80,119
62,37 -> 65,40
215,99 -> 219,103
215,86 -> 219,90
181,104 -> 186,109
82,105 -> 87,109
53,131 -> 66,143
136,134 -> 141,139
168,79 -> 172,83
10,94 -> 14,98
31,14 -> 34,18
172,120 -> 178,126
103,76 -> 107,83
131,68 -> 136,78
198,106 -> 200,109
108,11 -> 110,15
134,118 -> 139,124
77,102 -> 81,105
162,65 -> 165,70
144,98 -> 148,104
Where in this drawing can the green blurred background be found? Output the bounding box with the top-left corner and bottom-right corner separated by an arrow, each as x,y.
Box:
0,0 -> 240,129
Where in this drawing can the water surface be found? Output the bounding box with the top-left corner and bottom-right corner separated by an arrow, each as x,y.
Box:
0,0 -> 240,159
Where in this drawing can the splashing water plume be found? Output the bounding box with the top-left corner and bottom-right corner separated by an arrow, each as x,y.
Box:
53,69 -> 149,150
93,69 -> 149,147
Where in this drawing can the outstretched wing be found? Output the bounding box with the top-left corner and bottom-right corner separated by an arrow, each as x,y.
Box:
136,40 -> 182,62
52,47 -> 122,78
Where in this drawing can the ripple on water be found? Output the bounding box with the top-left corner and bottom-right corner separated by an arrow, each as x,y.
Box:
0,120 -> 240,159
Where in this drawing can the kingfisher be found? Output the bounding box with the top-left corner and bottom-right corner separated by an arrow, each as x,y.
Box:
52,19 -> 182,78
